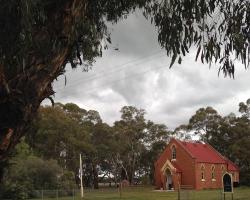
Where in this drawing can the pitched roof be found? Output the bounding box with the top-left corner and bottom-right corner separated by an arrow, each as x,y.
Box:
225,158 -> 239,171
177,140 -> 225,163
174,139 -> 239,171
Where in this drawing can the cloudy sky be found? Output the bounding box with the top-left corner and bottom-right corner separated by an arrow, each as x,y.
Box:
44,11 -> 250,130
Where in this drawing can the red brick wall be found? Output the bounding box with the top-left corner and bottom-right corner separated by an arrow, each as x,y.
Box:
154,139 -> 239,190
154,139 -> 196,189
195,163 -> 227,190
175,141 -> 196,187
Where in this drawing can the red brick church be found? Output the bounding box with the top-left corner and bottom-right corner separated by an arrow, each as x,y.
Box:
154,138 -> 239,190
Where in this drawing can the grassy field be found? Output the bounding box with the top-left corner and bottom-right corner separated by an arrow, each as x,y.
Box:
33,186 -> 250,200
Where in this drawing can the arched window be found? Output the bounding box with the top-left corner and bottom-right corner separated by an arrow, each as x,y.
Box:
172,145 -> 176,160
201,165 -> 205,181
211,165 -> 216,180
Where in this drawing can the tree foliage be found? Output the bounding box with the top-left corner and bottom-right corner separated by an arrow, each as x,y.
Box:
188,106 -> 222,141
0,0 -> 249,164
0,139 -> 74,200
112,106 -> 171,184
180,99 -> 250,185
146,0 -> 250,74
22,103 -> 171,187
2,99 -> 250,190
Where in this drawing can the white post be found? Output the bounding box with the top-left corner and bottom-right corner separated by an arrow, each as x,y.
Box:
80,154 -> 84,198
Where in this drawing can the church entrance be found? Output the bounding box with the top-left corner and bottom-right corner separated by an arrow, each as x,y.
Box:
166,168 -> 173,190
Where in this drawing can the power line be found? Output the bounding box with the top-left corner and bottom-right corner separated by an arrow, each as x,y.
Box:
57,53 -> 165,91
54,50 -> 165,91
55,62 -> 169,99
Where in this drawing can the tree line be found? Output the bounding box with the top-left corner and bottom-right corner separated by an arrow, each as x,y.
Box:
0,0 -> 249,165
175,99 -> 250,185
1,99 -> 250,198
0,103 -> 171,199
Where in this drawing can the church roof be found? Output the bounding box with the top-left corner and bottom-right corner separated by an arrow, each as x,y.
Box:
175,139 -> 239,171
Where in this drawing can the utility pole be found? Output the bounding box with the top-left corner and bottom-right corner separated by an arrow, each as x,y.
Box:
80,154 -> 84,199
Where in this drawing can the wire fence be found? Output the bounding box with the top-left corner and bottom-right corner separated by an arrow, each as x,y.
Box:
29,189 -> 77,200
178,185 -> 195,200
7,185 -> 236,200
28,186 -> 152,200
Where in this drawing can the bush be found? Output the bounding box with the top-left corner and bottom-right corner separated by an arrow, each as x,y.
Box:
0,141 -> 77,199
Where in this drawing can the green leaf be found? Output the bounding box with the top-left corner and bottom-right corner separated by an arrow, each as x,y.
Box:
107,36 -> 111,44
181,45 -> 185,56
196,46 -> 201,61
178,56 -> 182,64
169,53 -> 177,68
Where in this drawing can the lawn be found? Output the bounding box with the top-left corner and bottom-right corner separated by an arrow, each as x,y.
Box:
32,186 -> 250,200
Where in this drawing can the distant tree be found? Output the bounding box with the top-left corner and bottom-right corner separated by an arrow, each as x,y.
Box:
181,102 -> 250,185
140,121 -> 171,183
82,122 -> 114,189
145,121 -> 170,144
25,104 -> 93,183
173,124 -> 192,140
112,106 -> 171,184
0,140 -> 71,200
188,106 -> 222,141
113,106 -> 147,184
239,98 -> 250,119
26,103 -> 115,189
0,0 -> 249,166
210,113 -> 250,185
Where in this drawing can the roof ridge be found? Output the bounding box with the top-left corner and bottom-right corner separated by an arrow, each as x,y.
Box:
206,143 -> 239,170
174,138 -> 195,159
205,142 -> 227,162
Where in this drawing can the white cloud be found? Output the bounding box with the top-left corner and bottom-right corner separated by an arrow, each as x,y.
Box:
44,11 -> 250,130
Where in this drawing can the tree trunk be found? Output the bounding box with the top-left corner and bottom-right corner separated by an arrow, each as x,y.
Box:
0,0 -> 86,170
92,162 -> 99,189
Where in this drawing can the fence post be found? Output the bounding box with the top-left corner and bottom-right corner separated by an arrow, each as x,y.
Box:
178,184 -> 180,200
56,190 -> 58,200
73,189 -> 75,200
119,182 -> 122,198
41,189 -> 44,200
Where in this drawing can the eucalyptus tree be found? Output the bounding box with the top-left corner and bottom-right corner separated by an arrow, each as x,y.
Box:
26,104 -> 93,179
0,0 -> 249,167
26,103 -> 113,188
113,106 -> 147,184
239,98 -> 250,119
140,121 -> 171,183
188,106 -> 222,141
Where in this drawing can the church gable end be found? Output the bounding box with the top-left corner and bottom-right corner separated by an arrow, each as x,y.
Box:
154,138 -> 239,190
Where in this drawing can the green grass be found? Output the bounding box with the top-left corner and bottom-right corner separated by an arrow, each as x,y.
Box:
32,186 -> 250,200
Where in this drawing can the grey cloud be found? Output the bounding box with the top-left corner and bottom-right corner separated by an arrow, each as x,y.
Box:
107,11 -> 160,57
46,11 -> 250,131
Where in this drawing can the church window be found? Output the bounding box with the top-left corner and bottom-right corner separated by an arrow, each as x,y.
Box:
172,145 -> 176,160
211,165 -> 216,181
201,165 -> 205,181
